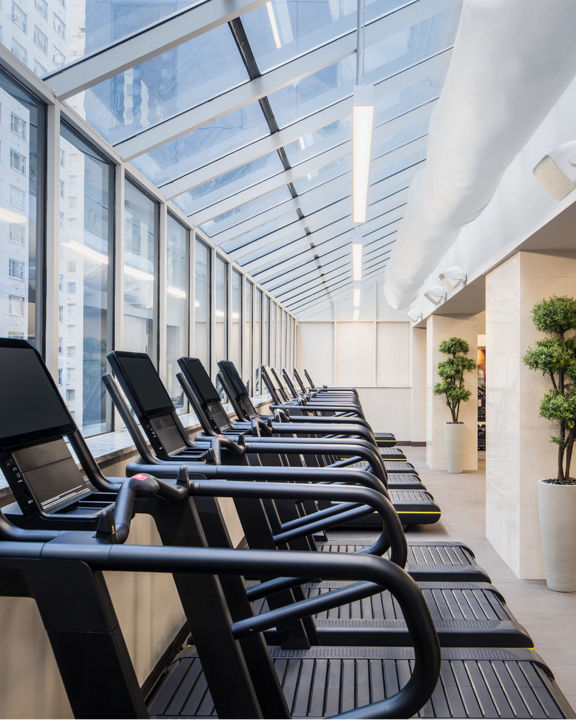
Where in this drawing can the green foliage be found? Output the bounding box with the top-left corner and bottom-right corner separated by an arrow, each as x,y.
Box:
532,295 -> 576,335
523,296 -> 576,483
433,336 -> 476,423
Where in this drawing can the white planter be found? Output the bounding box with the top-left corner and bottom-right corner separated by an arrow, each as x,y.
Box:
539,479 -> 576,592
443,422 -> 466,473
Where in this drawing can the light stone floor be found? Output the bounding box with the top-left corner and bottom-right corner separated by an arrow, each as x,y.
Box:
400,445 -> 576,714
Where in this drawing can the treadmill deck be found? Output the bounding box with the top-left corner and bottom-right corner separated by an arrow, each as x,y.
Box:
149,646 -> 573,718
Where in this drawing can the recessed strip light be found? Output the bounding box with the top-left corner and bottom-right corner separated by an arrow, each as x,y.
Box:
352,84 -> 374,223
266,2 -> 282,49
353,287 -> 361,307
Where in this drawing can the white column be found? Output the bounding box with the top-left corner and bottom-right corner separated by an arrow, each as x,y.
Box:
426,314 -> 479,470
486,250 -> 576,578
410,326 -> 427,443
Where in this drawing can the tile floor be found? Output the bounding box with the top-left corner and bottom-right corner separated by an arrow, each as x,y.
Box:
401,445 -> 576,713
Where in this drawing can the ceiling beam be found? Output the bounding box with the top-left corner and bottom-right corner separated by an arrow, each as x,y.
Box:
114,0 -> 455,158
45,0 -> 267,100
160,68 -> 442,197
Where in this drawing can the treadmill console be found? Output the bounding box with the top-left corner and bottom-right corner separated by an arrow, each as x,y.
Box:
177,358 -> 234,434
0,340 -> 106,523
217,360 -> 258,420
107,351 -> 189,456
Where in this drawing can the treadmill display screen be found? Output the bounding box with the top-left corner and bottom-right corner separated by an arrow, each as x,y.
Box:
111,353 -> 174,415
0,341 -> 74,447
178,358 -> 221,404
218,360 -> 247,397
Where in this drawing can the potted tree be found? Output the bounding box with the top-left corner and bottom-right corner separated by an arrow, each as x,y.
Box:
433,337 -> 477,473
523,295 -> 576,591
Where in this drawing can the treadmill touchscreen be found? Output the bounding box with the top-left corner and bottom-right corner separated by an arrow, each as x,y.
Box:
178,358 -> 221,404
112,353 -> 174,415
0,341 -> 74,446
218,360 -> 247,396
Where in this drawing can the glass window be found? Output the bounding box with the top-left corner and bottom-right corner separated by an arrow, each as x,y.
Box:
243,280 -> 253,395
254,288 -> 261,394
194,239 -> 211,370
33,26 -> 48,54
10,147 -> 26,174
11,3 -> 27,33
124,180 -> 157,356
10,112 -> 26,140
53,13 -> 66,41
59,124 -> 113,436
269,302 -> 276,369
214,256 -> 228,362
230,269 -> 242,374
35,0 -> 47,19
80,24 -> 248,146
262,295 -> 270,368
11,39 -> 27,64
166,214 -> 189,413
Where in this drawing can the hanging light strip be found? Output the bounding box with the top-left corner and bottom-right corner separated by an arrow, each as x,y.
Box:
352,0 -> 374,224
351,241 -> 363,281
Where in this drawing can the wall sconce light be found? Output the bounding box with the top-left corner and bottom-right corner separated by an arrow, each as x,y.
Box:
407,309 -> 423,323
533,140 -> 576,200
439,266 -> 467,292
424,285 -> 447,306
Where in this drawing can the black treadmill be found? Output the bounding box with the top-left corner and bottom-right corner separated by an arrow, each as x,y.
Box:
0,346 -> 564,717
217,360 -> 424,491
103,351 -> 492,582
177,356 -> 440,526
261,365 -> 410,465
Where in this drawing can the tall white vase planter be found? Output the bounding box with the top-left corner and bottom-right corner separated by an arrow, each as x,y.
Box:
538,481 -> 576,591
444,422 -> 466,473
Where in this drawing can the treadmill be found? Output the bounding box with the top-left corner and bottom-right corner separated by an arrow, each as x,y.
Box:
217,359 -> 425,491
103,352 -> 488,578
303,368 -> 397,449
261,365 -> 410,466
0,340 -> 535,654
176,355 -> 441,526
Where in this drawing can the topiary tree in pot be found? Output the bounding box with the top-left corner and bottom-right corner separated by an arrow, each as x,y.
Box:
523,295 -> 576,591
433,337 -> 476,473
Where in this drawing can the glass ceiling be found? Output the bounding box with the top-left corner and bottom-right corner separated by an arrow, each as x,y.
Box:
3,0 -> 462,314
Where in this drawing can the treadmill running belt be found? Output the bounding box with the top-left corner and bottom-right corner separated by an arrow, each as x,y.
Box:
384,461 -> 417,473
319,540 -> 490,582
387,472 -> 425,488
148,647 -> 573,718
252,582 -> 532,648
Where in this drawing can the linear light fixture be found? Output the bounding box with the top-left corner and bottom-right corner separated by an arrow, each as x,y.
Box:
352,85 -> 374,223
352,0 -> 373,224
353,287 -> 361,307
351,241 -> 363,281
266,1 -> 282,49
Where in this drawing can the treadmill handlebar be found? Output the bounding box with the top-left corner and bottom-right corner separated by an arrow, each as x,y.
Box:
127,463 -> 387,495
187,478 -> 406,565
23,541 -> 439,720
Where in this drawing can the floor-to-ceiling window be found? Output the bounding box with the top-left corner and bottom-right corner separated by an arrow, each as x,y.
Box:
58,124 -> 112,435
194,239 -> 211,369
254,288 -> 262,394
214,255 -> 228,362
243,280 -> 253,394
124,180 -> 157,357
0,68 -> 44,349
166,213 -> 189,411
230,268 -> 242,373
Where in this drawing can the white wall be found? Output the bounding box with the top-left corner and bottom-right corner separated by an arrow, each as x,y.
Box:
297,319 -> 422,441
